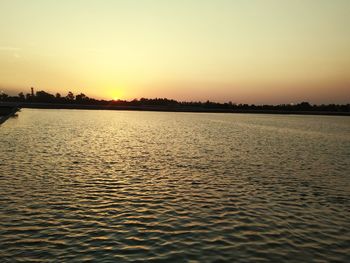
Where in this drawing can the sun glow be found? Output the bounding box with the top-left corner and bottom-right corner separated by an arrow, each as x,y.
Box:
109,89 -> 124,101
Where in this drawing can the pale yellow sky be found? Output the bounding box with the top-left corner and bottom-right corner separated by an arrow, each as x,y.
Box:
0,0 -> 349,103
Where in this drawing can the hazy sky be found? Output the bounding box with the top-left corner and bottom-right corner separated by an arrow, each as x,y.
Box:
0,0 -> 349,103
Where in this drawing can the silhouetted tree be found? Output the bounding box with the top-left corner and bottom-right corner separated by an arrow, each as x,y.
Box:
75,93 -> 87,102
0,92 -> 9,101
36,90 -> 55,102
66,91 -> 74,101
1,88 -> 349,114
298,102 -> 312,110
18,92 -> 25,101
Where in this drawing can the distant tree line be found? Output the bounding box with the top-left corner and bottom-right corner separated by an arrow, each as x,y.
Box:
0,89 -> 349,112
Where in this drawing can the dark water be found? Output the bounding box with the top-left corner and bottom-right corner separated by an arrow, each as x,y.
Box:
0,109 -> 349,262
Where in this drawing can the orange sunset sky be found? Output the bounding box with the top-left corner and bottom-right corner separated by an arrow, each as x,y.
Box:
0,0 -> 349,104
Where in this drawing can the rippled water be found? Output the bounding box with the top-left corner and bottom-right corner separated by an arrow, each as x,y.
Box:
1,109 -> 350,262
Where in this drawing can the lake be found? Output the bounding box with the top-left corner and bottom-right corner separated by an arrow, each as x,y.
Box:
0,109 -> 349,262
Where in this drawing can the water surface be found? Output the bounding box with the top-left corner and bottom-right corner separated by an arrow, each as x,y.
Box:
1,109 -> 349,262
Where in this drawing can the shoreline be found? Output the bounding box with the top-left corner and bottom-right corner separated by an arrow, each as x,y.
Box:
1,102 -> 350,117
0,106 -> 20,125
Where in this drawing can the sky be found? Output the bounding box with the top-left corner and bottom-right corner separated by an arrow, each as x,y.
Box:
0,0 -> 349,104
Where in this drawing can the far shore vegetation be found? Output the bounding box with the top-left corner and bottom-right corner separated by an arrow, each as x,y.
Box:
0,89 -> 349,114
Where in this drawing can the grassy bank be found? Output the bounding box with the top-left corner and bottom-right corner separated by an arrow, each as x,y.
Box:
0,106 -> 20,125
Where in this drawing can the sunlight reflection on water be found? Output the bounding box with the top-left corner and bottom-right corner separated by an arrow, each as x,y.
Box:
0,109 -> 349,261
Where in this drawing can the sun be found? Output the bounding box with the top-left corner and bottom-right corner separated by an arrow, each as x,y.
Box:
107,87 -> 124,101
